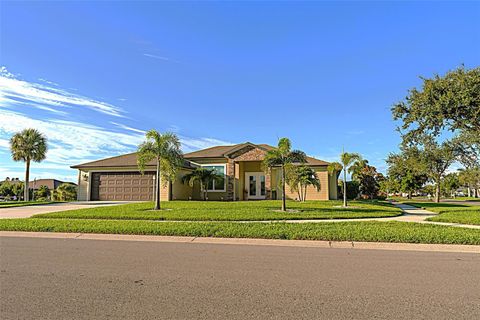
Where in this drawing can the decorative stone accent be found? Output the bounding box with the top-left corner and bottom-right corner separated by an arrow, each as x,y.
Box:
226,159 -> 235,201
231,147 -> 267,162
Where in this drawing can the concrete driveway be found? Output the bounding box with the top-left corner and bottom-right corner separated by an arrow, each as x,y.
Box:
0,201 -> 132,219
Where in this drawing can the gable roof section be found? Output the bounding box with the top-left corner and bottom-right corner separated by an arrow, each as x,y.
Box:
71,152 -> 196,169
184,142 -> 330,166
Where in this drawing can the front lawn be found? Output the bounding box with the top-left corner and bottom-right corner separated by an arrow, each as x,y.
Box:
34,200 -> 402,221
0,219 -> 479,245
0,201 -> 57,208
405,202 -> 480,226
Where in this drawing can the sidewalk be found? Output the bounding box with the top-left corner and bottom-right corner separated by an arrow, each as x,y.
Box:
1,231 -> 479,253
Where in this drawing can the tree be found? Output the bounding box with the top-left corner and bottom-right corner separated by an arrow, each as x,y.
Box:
348,159 -> 369,182
287,165 -> 320,202
421,140 -> 456,203
386,147 -> 428,199
56,183 -> 77,201
262,138 -> 306,211
337,152 -> 362,207
357,165 -> 381,199
392,66 -> 480,144
379,175 -> 400,197
182,167 -> 223,200
12,182 -> 24,201
442,173 -> 460,198
9,129 -> 48,202
458,167 -> 480,198
328,162 -> 343,198
34,185 -> 50,201
137,130 -> 184,210
0,180 -> 14,198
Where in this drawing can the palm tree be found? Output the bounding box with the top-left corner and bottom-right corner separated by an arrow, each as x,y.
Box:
10,129 -> 48,201
348,159 -> 369,182
339,152 -> 362,207
137,130 -> 184,210
263,138 -> 307,211
182,167 -> 223,200
287,165 -> 320,202
328,161 -> 343,200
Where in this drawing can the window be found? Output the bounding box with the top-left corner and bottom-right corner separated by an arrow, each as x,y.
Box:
202,165 -> 226,192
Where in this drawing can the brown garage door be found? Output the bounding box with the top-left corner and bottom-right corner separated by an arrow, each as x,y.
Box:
90,172 -> 154,201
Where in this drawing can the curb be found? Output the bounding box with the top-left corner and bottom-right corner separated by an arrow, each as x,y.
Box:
1,231 -> 479,254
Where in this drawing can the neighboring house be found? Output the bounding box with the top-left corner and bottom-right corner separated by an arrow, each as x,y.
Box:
72,142 -> 338,201
28,179 -> 76,191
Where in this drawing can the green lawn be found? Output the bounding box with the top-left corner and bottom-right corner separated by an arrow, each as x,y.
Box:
34,200 -> 402,221
0,201 -> 57,208
405,202 -> 480,226
0,218 -> 479,245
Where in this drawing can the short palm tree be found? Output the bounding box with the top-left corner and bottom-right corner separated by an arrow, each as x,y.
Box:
338,152 -> 362,207
287,165 -> 320,202
263,138 -> 307,211
10,129 -> 48,201
137,130 -> 184,210
182,167 -> 223,200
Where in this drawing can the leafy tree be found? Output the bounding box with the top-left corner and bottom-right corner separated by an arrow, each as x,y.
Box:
421,140 -> 456,203
458,167 -> 480,198
137,130 -> 184,210
441,173 -> 460,198
263,138 -> 306,211
12,182 -> 24,201
287,165 -> 320,202
386,147 -> 428,199
379,175 -> 400,196
337,152 -> 362,207
392,66 -> 480,144
357,165 -> 381,199
34,185 -> 50,201
56,183 -> 77,201
182,168 -> 223,200
0,180 -> 14,197
9,129 -> 48,201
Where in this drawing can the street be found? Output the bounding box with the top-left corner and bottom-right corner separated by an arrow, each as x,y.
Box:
1,236 -> 479,319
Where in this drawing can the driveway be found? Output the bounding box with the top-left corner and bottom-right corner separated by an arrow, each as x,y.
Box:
0,201 -> 132,219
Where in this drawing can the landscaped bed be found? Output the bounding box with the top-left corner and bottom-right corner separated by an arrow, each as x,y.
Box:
1,218 -> 479,245
33,200 -> 402,221
0,201 -> 57,208
405,202 -> 480,226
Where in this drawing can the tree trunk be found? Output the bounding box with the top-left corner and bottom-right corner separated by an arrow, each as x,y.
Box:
408,191 -> 412,200
154,159 -> 161,210
343,167 -> 347,207
303,184 -> 307,202
467,186 -> 471,198
435,180 -> 440,203
24,159 -> 30,202
281,166 -> 286,211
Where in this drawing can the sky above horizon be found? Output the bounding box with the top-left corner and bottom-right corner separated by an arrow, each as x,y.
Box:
0,1 -> 479,183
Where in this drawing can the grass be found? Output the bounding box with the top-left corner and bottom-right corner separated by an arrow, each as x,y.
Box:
34,200 -> 402,221
0,201 -> 57,208
452,197 -> 480,202
404,201 -> 480,226
0,218 -> 479,245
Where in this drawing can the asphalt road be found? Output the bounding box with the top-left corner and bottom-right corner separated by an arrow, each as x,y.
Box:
1,237 -> 479,320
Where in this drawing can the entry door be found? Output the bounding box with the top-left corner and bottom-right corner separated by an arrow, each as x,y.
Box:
245,172 -> 266,200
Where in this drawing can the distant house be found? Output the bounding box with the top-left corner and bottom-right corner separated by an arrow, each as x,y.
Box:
29,179 -> 76,191
72,142 -> 339,202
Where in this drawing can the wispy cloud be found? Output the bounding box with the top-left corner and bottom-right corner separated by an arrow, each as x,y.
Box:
0,66 -> 124,117
143,53 -> 171,61
110,121 -> 146,134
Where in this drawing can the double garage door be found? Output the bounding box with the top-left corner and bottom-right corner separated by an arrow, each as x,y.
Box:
90,172 -> 154,201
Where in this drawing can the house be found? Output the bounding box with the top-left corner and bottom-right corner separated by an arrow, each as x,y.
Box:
72,142 -> 338,201
28,179 -> 75,191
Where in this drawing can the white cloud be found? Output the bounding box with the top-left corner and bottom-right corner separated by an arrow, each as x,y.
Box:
0,66 -> 124,117
143,53 -> 171,61
110,121 -> 146,134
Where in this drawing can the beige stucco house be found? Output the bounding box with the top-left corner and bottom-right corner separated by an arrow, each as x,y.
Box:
72,142 -> 338,201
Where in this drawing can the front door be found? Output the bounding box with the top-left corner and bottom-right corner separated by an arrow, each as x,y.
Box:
245,172 -> 266,200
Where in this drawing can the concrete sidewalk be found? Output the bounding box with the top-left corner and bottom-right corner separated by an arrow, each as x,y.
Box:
0,201 -> 132,219
1,231 -> 479,253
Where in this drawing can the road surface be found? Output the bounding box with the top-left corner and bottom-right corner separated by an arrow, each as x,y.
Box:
1,236 -> 479,319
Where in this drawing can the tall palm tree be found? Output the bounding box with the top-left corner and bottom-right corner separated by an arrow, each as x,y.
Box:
263,138 -> 306,211
338,152 -> 362,207
10,129 -> 48,201
182,167 -> 223,200
137,130 -> 183,210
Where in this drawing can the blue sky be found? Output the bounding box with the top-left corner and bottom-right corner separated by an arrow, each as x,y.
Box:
1,1 -> 479,182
